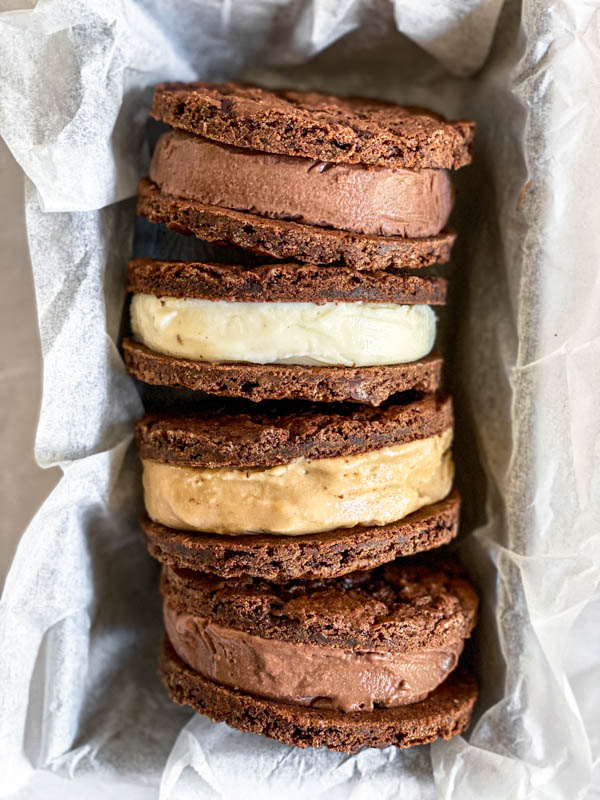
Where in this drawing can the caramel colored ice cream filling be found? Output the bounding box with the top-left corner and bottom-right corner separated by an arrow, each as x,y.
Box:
130,294 -> 437,367
164,603 -> 464,712
149,129 -> 454,237
142,429 -> 453,535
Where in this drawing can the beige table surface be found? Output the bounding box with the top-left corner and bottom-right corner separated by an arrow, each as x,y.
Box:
0,139 -> 60,588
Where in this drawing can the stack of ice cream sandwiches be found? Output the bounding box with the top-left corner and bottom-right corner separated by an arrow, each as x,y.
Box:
124,81 -> 478,752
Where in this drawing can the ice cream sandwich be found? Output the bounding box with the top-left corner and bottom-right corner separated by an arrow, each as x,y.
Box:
123,258 -> 446,405
137,394 -> 460,580
159,556 -> 478,752
137,82 -> 475,268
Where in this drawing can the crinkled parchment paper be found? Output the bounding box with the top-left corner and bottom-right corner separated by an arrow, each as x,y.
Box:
0,1 -> 599,798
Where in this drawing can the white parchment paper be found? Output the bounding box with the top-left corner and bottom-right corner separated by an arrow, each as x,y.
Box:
1,1 -> 599,798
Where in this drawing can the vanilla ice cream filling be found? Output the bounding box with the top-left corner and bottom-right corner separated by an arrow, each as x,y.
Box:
142,429 -> 453,535
131,294 -> 437,367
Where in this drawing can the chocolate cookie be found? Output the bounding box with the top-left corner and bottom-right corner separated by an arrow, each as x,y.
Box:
159,557 -> 478,751
136,393 -> 452,469
137,177 -> 456,270
124,340 -> 442,405
142,490 -> 460,581
126,258 -> 447,304
150,82 -> 475,170
161,640 -> 477,752
160,556 -> 478,652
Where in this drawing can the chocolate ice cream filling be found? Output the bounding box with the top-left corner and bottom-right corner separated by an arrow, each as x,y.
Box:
164,603 -> 464,712
149,129 -> 454,237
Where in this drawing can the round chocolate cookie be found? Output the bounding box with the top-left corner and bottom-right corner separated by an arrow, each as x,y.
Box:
125,257 -> 446,404
125,257 -> 448,303
137,177 -> 456,270
142,490 -> 461,582
150,82 -> 475,170
136,393 -> 453,469
160,556 -> 478,651
124,340 -> 442,405
159,557 -> 478,752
